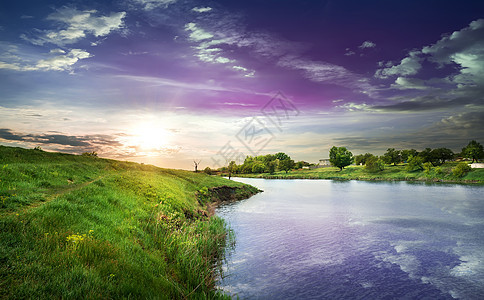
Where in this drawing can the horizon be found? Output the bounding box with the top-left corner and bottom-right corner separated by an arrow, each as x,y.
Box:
1,0 -> 484,170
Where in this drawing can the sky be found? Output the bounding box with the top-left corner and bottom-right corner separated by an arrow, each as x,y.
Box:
1,0 -> 483,169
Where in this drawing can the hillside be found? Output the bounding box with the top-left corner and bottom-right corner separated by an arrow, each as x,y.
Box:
0,146 -> 258,299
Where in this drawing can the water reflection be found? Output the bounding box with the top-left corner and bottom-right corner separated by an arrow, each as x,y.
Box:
217,179 -> 484,299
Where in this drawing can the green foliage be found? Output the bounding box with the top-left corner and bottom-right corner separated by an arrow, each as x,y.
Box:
452,162 -> 472,177
365,156 -> 384,172
329,146 -> 354,171
82,151 -> 98,157
355,153 -> 375,165
406,155 -> 424,171
203,166 -> 213,175
430,148 -> 454,166
279,158 -> 295,173
251,161 -> 266,173
0,145 -> 255,299
274,152 -> 290,161
382,148 -> 401,166
401,149 -> 418,162
462,140 -> 484,163
423,162 -> 433,174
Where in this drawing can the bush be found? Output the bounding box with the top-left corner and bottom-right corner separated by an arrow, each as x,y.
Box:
82,151 -> 98,157
365,156 -> 384,172
423,162 -> 433,174
406,155 -> 424,171
203,167 -> 212,175
452,162 -> 472,177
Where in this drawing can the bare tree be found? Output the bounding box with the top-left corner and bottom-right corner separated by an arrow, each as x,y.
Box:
193,160 -> 201,172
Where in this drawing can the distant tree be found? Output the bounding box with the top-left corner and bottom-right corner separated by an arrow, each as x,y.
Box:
193,160 -> 201,172
462,140 -> 484,163
279,158 -> 295,173
329,146 -> 354,171
228,161 -> 237,179
274,152 -> 290,161
203,167 -> 213,175
452,162 -> 472,177
295,161 -> 310,169
355,153 -> 375,165
406,155 -> 424,171
418,148 -> 433,164
82,151 -> 98,157
430,148 -> 454,166
365,156 -> 384,172
382,148 -> 401,166
33,146 -> 43,151
251,161 -> 266,173
267,161 -> 277,174
401,149 -> 418,162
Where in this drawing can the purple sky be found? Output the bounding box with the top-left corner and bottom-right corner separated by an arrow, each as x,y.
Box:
1,0 -> 483,169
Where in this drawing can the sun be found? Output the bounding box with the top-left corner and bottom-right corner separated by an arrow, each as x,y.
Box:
127,122 -> 173,151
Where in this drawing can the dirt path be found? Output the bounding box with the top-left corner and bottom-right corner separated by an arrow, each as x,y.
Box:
2,175 -> 107,217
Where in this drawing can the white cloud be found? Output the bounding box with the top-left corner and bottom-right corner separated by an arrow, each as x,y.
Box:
391,77 -> 428,90
36,49 -> 91,71
0,48 -> 91,72
21,7 -> 126,46
192,7 -> 212,13
375,51 -> 422,79
358,41 -> 376,49
277,55 -> 375,93
132,0 -> 177,11
184,22 -> 214,42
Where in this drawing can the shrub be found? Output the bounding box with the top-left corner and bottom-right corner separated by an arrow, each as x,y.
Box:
82,151 -> 98,157
203,167 -> 212,175
406,155 -> 424,171
423,162 -> 433,174
452,162 -> 472,177
365,156 -> 384,172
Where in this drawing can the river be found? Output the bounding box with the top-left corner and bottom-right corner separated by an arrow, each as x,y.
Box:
216,178 -> 484,299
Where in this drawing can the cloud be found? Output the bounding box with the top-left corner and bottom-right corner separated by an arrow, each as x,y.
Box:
0,48 -> 91,72
184,22 -> 214,41
358,41 -> 376,49
21,7 -> 126,46
277,55 -> 375,93
192,7 -> 212,13
0,128 -> 123,151
375,51 -> 422,78
132,0 -> 177,11
344,48 -> 355,56
391,77 -> 429,90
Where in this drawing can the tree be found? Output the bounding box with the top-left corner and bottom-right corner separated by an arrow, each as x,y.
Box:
430,148 -> 454,166
193,160 -> 201,172
279,158 -> 295,173
228,161 -> 237,179
365,156 -> 384,172
329,146 -> 354,171
203,167 -> 213,175
267,160 -> 277,174
418,148 -> 433,164
401,149 -> 418,162
406,155 -> 424,171
452,162 -> 472,177
274,152 -> 290,161
251,161 -> 266,173
382,148 -> 401,166
462,140 -> 484,163
355,153 -> 375,165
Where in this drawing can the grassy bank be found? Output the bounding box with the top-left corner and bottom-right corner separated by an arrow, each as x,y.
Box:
0,145 -> 258,299
233,162 -> 484,184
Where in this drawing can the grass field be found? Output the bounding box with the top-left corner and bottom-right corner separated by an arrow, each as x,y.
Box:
233,162 -> 484,184
0,145 -> 258,299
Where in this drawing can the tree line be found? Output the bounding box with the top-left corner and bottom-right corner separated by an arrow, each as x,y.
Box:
330,140 -> 483,172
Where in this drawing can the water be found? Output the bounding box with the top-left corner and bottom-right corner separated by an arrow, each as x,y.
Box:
216,179 -> 484,299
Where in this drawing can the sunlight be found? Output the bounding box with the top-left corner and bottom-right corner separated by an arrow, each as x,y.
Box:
126,121 -> 173,151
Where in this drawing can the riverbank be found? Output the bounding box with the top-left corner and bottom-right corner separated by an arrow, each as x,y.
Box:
232,163 -> 484,184
0,145 -> 259,299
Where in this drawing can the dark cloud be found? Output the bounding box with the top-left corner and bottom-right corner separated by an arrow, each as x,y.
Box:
0,128 -> 121,148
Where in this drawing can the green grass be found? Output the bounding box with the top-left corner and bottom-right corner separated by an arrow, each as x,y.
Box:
233,162 -> 484,184
0,145 -> 258,299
